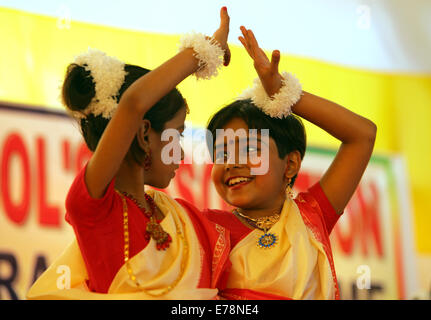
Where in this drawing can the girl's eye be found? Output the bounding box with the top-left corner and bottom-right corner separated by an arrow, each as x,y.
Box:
243,145 -> 258,156
214,150 -> 228,161
247,145 -> 258,153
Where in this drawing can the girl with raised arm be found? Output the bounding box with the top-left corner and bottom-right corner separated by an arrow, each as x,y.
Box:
27,8 -> 232,300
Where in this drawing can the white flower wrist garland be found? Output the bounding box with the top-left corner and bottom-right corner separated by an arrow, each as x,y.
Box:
239,71 -> 303,119
178,32 -> 225,80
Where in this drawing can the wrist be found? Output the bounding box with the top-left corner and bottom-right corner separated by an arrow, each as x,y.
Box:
178,32 -> 225,80
177,48 -> 201,73
261,73 -> 283,98
239,71 -> 303,119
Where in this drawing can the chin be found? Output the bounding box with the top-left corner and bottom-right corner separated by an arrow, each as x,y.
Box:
146,177 -> 172,190
214,189 -> 247,209
224,195 -> 252,209
153,180 -> 170,190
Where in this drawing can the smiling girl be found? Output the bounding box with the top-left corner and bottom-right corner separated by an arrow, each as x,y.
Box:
201,26 -> 377,300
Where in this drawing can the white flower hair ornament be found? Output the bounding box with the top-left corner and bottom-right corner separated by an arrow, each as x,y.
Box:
178,32 -> 225,80
239,71 -> 303,119
68,48 -> 127,120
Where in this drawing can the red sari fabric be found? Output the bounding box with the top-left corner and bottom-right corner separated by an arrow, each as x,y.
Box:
176,198 -> 231,290
65,164 -> 230,293
201,182 -> 342,300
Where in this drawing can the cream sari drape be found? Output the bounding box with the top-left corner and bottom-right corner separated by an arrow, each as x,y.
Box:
27,190 -> 217,300
226,197 -> 335,300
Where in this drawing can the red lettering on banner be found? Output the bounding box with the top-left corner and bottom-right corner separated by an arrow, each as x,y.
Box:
293,170 -> 383,258
202,164 -> 213,209
357,182 -> 383,257
334,202 -> 355,255
173,162 -> 231,211
0,133 -> 31,224
36,137 -> 60,226
294,172 -> 322,193
62,139 -> 71,171
75,142 -> 92,172
333,183 -> 383,258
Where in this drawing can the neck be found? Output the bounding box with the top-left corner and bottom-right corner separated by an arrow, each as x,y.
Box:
114,158 -> 166,220
114,158 -> 146,202
238,193 -> 286,220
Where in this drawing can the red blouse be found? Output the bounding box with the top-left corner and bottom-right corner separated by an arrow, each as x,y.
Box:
65,165 -> 222,293
201,182 -> 343,300
203,182 -> 341,248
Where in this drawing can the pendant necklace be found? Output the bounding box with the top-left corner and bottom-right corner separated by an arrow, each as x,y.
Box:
232,208 -> 282,249
118,190 -> 172,250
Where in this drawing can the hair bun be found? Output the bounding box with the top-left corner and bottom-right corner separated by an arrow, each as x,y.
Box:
62,63 -> 96,112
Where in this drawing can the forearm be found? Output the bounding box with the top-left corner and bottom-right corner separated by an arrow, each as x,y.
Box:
86,48 -> 199,198
292,91 -> 377,144
121,48 -> 199,115
292,91 -> 377,214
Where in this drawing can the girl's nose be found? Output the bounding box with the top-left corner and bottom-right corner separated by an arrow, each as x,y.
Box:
225,152 -> 247,170
225,162 -> 243,170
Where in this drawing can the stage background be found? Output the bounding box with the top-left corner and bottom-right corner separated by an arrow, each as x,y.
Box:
0,0 -> 430,299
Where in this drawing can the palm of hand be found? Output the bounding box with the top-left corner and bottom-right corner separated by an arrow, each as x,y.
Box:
239,27 -> 283,97
212,7 -> 231,66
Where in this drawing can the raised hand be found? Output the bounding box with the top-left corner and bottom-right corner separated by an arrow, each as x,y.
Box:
212,7 -> 231,66
239,26 -> 282,97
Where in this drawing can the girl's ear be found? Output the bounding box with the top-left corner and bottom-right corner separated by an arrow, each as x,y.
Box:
137,119 -> 152,149
284,150 -> 302,180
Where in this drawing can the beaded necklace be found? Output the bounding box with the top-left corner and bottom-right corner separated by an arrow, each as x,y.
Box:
115,190 -> 189,296
119,190 -> 172,250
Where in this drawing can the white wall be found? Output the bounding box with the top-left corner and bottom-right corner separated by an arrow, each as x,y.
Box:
1,0 -> 431,73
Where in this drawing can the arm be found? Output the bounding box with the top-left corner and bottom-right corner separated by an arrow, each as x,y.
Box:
87,8 -> 230,198
293,92 -> 376,215
239,27 -> 376,215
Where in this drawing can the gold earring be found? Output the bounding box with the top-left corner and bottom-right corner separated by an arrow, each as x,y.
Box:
286,178 -> 293,199
142,142 -> 152,170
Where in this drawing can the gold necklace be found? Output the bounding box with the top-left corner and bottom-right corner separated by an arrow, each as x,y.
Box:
232,207 -> 282,249
119,190 -> 171,250
116,190 -> 188,296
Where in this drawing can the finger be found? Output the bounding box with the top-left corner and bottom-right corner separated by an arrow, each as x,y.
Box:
220,7 -> 230,30
246,29 -> 260,52
270,50 -> 281,74
241,28 -> 262,60
240,27 -> 257,58
238,36 -> 253,58
238,36 -> 247,49
240,26 -> 250,43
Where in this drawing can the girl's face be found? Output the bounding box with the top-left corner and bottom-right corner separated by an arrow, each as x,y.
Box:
144,106 -> 186,189
211,117 -> 289,210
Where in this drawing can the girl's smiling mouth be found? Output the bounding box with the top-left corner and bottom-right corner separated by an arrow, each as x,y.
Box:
225,176 -> 254,189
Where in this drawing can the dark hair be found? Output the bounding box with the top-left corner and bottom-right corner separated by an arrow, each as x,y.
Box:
206,99 -> 306,186
62,63 -> 186,165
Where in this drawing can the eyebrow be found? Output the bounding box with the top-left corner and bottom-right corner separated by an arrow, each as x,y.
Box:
214,136 -> 268,150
